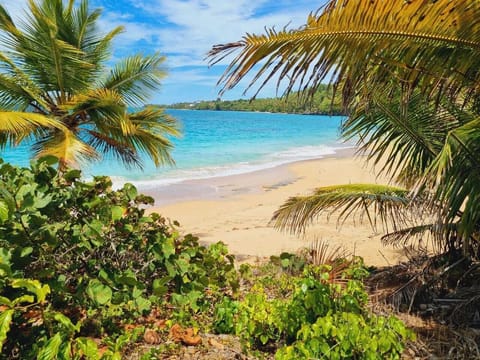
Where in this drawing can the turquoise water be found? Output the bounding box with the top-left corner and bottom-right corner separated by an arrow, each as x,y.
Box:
1,110 -> 348,187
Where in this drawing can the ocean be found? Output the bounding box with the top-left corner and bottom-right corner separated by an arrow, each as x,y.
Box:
1,110 -> 348,189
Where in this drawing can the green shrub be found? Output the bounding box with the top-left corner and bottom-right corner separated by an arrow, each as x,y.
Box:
213,262 -> 413,358
0,158 -> 238,358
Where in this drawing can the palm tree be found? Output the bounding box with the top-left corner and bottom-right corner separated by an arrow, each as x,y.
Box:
208,0 -> 480,257
0,0 -> 179,171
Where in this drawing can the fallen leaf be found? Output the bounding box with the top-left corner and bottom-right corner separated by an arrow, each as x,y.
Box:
182,328 -> 202,346
169,323 -> 184,343
208,338 -> 224,350
144,329 -> 161,345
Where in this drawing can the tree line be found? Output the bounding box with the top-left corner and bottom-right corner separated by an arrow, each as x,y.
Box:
167,85 -> 344,115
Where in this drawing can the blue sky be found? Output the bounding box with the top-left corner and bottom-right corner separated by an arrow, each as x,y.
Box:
0,0 -> 323,104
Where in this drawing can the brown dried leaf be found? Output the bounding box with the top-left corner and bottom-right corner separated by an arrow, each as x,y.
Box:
208,338 -> 224,350
169,323 -> 184,343
144,329 -> 161,345
182,328 -> 202,346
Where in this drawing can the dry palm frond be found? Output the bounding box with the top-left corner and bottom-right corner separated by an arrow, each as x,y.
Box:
308,238 -> 349,266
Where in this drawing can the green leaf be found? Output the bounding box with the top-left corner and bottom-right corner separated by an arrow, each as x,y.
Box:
152,277 -> 170,297
111,206 -> 124,221
11,295 -> 35,306
0,309 -> 13,353
20,246 -> 33,257
123,183 -> 137,200
135,296 -> 152,313
53,312 -> 81,334
86,279 -> 112,306
75,337 -> 99,360
63,169 -> 82,182
0,201 -> 8,223
37,155 -> 59,166
34,194 -> 53,209
161,239 -> 175,258
11,279 -> 50,303
0,297 -> 12,307
37,332 -> 62,360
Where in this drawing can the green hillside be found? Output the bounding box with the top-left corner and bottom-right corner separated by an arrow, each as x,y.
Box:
168,85 -> 344,115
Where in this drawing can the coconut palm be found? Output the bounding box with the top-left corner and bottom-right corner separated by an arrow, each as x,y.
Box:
0,0 -> 179,171
208,0 -> 480,257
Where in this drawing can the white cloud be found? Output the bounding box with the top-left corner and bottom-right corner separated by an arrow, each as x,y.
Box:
0,0 -> 324,103
101,0 -> 315,67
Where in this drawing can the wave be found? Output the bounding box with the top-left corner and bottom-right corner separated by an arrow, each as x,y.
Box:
111,143 -> 352,190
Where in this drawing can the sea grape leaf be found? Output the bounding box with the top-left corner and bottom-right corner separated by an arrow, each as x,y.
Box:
20,247 -> 33,258
33,194 -> 53,209
36,155 -> 58,166
135,296 -> 152,313
86,279 -> 112,306
63,169 -> 81,182
111,206 -> 124,221
161,239 -> 175,258
152,277 -> 170,296
123,183 -> 137,200
0,201 -> 8,223
0,309 -> 14,353
0,296 -> 12,307
11,295 -> 35,306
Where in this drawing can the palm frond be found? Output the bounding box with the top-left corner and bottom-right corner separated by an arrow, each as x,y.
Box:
65,88 -> 133,134
0,111 -> 65,146
102,53 -> 167,106
272,183 -> 411,235
208,0 -> 480,101
381,223 -> 460,254
86,130 -> 141,168
426,117 -> 480,242
32,129 -> 98,167
345,91 -> 458,183
119,107 -> 179,167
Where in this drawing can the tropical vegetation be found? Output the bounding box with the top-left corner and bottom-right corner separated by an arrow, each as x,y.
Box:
207,0 -> 480,259
168,85 -> 343,114
0,0 -> 178,171
0,158 -> 413,358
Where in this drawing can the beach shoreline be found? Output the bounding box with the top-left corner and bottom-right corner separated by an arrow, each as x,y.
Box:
146,149 -> 407,267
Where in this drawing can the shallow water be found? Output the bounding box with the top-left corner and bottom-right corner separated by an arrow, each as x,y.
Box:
1,110 -> 349,188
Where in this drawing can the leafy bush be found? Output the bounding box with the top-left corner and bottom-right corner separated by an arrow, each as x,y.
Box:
0,158 -> 238,358
214,260 -> 413,358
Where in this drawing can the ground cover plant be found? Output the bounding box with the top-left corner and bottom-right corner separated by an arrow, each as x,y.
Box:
214,257 -> 414,359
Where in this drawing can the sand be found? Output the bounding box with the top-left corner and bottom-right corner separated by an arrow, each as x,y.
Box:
145,149 -> 407,267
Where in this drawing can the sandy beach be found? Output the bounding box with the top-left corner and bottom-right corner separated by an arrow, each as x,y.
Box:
145,149 -> 407,267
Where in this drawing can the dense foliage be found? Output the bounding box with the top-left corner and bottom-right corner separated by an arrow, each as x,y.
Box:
168,85 -> 343,115
0,158 -> 237,358
214,259 -> 413,359
208,0 -> 480,259
0,0 -> 179,170
0,159 -> 414,358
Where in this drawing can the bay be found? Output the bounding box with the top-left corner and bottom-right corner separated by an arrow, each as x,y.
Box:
0,110 -> 349,188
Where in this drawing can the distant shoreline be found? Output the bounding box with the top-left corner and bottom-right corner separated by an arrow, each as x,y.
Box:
159,85 -> 345,115
165,107 -> 346,116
